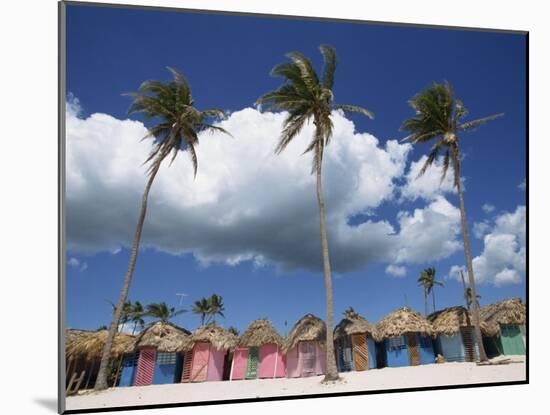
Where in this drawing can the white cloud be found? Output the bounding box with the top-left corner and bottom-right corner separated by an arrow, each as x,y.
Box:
67,256 -> 87,272
67,257 -> 80,268
400,155 -> 457,201
66,103 -> 465,273
385,264 -> 406,277
482,203 -> 495,214
449,206 -> 525,286
473,220 -> 491,239
518,179 -> 526,191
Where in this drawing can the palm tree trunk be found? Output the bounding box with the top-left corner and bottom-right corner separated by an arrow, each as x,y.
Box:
94,162 -> 162,390
451,146 -> 488,362
460,270 -> 470,312
315,142 -> 339,381
432,289 -> 436,313
424,288 -> 428,317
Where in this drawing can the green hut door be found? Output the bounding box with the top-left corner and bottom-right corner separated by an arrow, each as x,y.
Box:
245,347 -> 259,379
501,325 -> 525,355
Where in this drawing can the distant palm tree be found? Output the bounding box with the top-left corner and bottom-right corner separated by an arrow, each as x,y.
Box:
107,300 -> 132,332
417,267 -> 444,315
97,325 -> 108,331
208,294 -> 225,323
257,45 -> 373,381
227,326 -> 240,336
145,302 -> 187,324
129,301 -> 145,335
95,68 -> 230,390
192,298 -> 211,326
401,81 -> 502,362
465,287 -> 481,311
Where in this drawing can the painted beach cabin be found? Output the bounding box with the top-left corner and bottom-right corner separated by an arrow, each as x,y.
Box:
131,321 -> 190,386
480,298 -> 526,357
334,308 -> 378,371
231,319 -> 286,380
376,307 -> 435,368
180,324 -> 238,383
283,314 -> 326,378
65,329 -> 135,393
428,306 -> 489,362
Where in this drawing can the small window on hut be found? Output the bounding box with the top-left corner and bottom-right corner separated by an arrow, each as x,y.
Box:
388,336 -> 406,350
157,352 -> 177,365
418,335 -> 431,349
123,352 -> 138,367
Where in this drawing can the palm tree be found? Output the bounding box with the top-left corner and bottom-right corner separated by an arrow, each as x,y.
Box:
192,298 -> 211,326
465,287 -> 481,310
94,68 -> 230,390
257,45 -> 373,381
129,301 -> 145,335
401,81 -> 502,361
106,300 -> 132,332
417,267 -> 444,315
227,326 -> 239,336
208,294 -> 225,323
145,302 -> 187,324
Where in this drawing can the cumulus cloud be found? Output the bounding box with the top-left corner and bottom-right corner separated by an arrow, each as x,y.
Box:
448,206 -> 525,286
482,203 -> 495,214
385,264 -> 406,277
66,101 -> 465,273
473,220 -> 491,239
400,155 -> 457,201
518,179 -> 526,191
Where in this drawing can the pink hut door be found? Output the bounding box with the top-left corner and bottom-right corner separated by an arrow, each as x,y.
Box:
207,347 -> 225,381
258,344 -> 278,378
231,348 -> 248,380
286,346 -> 301,378
300,341 -> 316,376
275,348 -> 286,378
190,342 -> 210,382
314,344 -> 326,375
134,347 -> 156,386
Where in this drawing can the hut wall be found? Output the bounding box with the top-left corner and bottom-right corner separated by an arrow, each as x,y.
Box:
230,348 -> 248,380
259,343 -> 285,378
367,337 -> 377,369
500,324 -> 526,355
520,324 -> 526,348
417,334 -> 435,365
274,348 -> 286,378
313,343 -> 326,375
207,347 -> 226,381
118,353 -> 138,387
190,342 -> 210,382
482,335 -> 502,358
286,346 -> 302,378
152,352 -> 183,385
135,347 -> 156,386
385,336 -> 409,368
437,334 -> 464,362
335,337 -> 353,372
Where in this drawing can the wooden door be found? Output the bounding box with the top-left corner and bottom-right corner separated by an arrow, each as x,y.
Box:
180,350 -> 193,382
351,334 -> 369,371
190,342 -> 210,382
460,326 -> 475,362
135,347 -> 156,386
407,333 -> 420,366
300,341 -> 316,376
245,346 -> 259,379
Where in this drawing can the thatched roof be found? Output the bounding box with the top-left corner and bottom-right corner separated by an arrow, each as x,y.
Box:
428,306 -> 493,336
133,321 -> 190,353
334,310 -> 377,340
375,307 -> 434,340
238,319 -> 285,348
480,298 -> 526,335
283,314 -> 326,353
65,329 -> 135,361
181,324 -> 239,352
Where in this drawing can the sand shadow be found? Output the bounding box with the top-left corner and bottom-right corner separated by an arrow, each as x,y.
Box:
34,398 -> 58,413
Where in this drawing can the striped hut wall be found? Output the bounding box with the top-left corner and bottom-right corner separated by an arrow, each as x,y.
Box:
134,347 -> 156,386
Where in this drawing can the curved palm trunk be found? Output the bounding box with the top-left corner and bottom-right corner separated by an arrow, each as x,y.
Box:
94,163 -> 161,390
451,147 -> 488,362
315,143 -> 339,381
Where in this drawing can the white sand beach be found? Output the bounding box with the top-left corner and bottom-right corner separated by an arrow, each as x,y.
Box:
66,356 -> 526,411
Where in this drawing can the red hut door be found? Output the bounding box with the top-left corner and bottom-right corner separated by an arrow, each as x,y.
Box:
300,341 -> 316,376
135,347 -> 156,386
190,342 -> 210,382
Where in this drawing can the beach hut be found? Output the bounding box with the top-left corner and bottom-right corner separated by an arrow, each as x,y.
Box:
376,307 -> 435,368
180,324 -> 238,383
283,314 -> 326,378
65,329 -> 135,392
428,306 -> 491,362
132,321 -> 190,386
334,309 -> 378,371
480,298 -> 526,357
231,319 -> 286,380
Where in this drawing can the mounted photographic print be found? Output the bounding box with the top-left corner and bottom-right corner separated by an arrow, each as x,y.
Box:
59,1 -> 528,413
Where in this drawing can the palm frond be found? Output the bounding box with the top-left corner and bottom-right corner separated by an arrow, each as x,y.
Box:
319,44 -> 336,89
333,103 -> 374,119
441,148 -> 450,184
417,140 -> 444,179
286,51 -> 319,92
458,113 -> 504,132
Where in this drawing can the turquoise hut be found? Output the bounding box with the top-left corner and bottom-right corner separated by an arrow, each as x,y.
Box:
480,298 -> 526,357
375,307 -> 435,368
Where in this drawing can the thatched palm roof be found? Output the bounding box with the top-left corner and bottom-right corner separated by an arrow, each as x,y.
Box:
133,321 -> 191,353
334,310 -> 377,340
181,324 -> 239,352
428,306 -> 493,336
65,329 -> 135,361
480,298 -> 526,335
283,313 -> 326,353
238,319 -> 285,348
375,307 -> 434,340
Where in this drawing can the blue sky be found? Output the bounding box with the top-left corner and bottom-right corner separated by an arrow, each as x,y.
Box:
65,4 -> 526,335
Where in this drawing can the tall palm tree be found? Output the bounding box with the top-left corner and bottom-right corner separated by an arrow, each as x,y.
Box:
417,267 -> 444,315
401,81 -> 502,361
94,68 -> 230,390
208,294 -> 225,323
465,287 -> 481,311
192,298 -> 211,326
257,45 -> 373,381
145,302 -> 187,324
